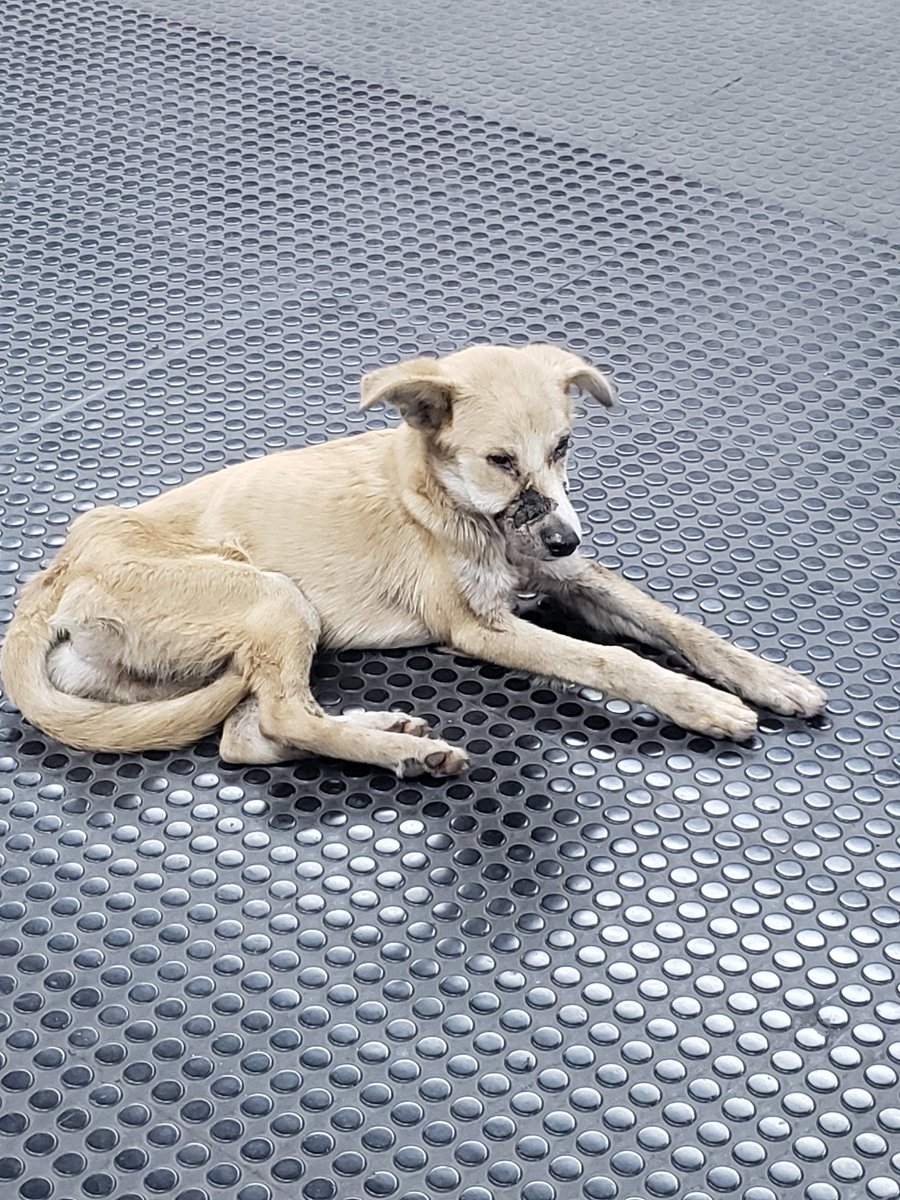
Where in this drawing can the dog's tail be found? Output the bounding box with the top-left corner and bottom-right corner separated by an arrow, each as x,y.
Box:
1,567 -> 248,753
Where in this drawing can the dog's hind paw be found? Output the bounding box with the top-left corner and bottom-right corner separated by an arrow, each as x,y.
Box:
384,713 -> 431,738
397,743 -> 469,779
341,709 -> 431,737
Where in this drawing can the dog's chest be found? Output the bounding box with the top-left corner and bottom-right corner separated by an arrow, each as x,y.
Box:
452,549 -> 518,619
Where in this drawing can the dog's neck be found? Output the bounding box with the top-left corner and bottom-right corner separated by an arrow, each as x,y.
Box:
390,427 -> 518,619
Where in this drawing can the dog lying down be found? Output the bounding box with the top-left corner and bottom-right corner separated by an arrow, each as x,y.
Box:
1,343 -> 826,777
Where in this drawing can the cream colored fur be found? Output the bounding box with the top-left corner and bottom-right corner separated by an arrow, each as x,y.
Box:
1,343 -> 826,776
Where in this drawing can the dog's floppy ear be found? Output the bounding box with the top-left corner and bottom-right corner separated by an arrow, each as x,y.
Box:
360,358 -> 456,432
522,343 -> 616,407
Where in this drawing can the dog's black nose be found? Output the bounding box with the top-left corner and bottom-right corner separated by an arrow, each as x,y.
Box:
542,527 -> 580,557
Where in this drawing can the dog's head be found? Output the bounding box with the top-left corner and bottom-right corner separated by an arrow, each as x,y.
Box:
360,343 -> 614,560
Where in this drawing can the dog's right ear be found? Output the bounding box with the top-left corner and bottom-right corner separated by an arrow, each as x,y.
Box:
360,358 -> 456,432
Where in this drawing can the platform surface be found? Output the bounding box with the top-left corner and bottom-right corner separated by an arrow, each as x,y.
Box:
1,2 -> 900,1200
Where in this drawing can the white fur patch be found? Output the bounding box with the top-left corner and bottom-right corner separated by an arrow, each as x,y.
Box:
452,552 -> 517,617
435,459 -> 507,517
47,641 -> 112,699
519,432 -> 552,477
544,472 -> 583,541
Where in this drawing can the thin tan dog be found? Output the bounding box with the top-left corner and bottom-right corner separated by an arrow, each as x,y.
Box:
1,344 -> 826,776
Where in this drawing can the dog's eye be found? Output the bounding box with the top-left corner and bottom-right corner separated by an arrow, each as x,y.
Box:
552,436 -> 571,461
487,453 -> 518,474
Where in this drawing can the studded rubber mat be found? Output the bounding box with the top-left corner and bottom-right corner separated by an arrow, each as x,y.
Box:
2,2 -> 900,1200
123,0 -> 900,242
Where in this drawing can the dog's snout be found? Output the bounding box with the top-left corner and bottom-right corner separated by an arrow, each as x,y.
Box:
498,485 -> 581,560
511,486 -> 553,528
541,525 -> 580,557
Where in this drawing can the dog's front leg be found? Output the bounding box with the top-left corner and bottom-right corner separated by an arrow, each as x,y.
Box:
538,559 -> 826,720
449,613 -> 759,739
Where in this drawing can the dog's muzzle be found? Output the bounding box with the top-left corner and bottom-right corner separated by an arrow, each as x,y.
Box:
508,486 -> 553,528
501,486 -> 580,558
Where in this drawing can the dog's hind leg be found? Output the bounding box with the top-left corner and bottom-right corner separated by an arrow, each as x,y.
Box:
47,551 -> 464,774
229,571 -> 467,777
219,697 -> 430,766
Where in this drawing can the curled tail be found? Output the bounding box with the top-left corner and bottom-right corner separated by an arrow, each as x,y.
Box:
0,568 -> 247,753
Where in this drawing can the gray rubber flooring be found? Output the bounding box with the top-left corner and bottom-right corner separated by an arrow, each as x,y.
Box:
126,0 -> 900,242
1,2 -> 899,1200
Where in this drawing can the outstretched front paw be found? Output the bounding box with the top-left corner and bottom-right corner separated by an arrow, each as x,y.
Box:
665,679 -> 759,740
736,661 -> 826,719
